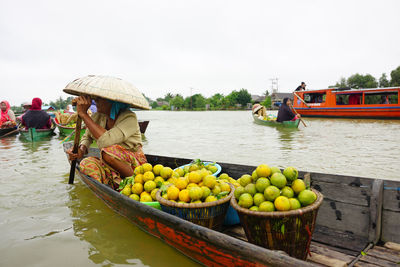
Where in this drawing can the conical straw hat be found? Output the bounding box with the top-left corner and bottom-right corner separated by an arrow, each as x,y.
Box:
63,75 -> 150,110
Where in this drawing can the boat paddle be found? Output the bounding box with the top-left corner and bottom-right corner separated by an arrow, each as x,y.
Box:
293,92 -> 311,108
290,104 -> 307,127
0,127 -> 20,138
68,101 -> 82,184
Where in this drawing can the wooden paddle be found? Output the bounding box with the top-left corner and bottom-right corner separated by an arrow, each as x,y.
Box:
290,104 -> 307,127
293,92 -> 311,108
0,127 -> 19,138
68,101 -> 83,184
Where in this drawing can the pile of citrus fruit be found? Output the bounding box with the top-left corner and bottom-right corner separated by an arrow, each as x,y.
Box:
119,162 -> 175,202
234,164 -> 317,212
160,161 -> 236,204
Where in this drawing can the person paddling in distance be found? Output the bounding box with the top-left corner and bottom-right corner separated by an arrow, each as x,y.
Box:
277,98 -> 300,122
67,95 -> 147,189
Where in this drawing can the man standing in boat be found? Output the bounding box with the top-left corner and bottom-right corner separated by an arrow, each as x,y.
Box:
295,82 -> 306,91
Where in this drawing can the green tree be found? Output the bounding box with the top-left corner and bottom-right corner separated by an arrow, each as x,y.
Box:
50,96 -> 74,110
191,94 -> 206,109
164,93 -> 174,103
390,66 -> 400,86
262,96 -> 272,108
347,73 -> 377,88
208,93 -> 224,109
170,94 -> 184,110
236,88 -> 252,107
151,101 -> 158,109
379,73 -> 390,88
331,77 -> 347,88
223,91 -> 239,108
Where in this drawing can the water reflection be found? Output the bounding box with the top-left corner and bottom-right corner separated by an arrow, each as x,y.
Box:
66,176 -> 199,267
275,127 -> 297,151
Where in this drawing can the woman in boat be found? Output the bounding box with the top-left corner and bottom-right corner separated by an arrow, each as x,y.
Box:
276,98 -> 300,122
252,103 -> 267,118
64,104 -> 75,114
0,100 -> 16,128
21,98 -> 52,129
67,95 -> 147,189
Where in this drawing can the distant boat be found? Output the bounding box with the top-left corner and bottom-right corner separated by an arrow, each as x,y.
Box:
252,114 -> 300,128
55,118 -> 149,137
19,127 -> 55,142
293,87 -> 400,119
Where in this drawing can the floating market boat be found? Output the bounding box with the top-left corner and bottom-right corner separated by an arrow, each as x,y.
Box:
55,119 -> 150,136
20,127 -> 55,142
0,126 -> 19,138
292,87 -> 400,119
253,114 -> 300,128
63,142 -> 400,267
138,120 -> 149,134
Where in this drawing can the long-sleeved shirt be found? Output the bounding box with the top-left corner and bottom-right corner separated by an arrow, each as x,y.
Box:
80,110 -> 142,151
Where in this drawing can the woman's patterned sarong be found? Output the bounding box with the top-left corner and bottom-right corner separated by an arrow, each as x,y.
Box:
80,144 -> 147,189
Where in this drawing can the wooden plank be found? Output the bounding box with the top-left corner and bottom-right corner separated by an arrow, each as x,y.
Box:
369,179 -> 384,244
382,181 -> 400,212
312,181 -> 371,206
354,262 -> 381,267
384,242 -> 400,252
309,243 -> 355,264
316,201 -> 370,237
306,172 -> 374,187
357,254 -> 398,267
307,253 -> 347,267
313,225 -> 367,252
381,211 -> 400,243
368,246 -> 400,263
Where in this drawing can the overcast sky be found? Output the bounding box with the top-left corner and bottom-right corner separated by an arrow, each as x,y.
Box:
1,0 -> 399,105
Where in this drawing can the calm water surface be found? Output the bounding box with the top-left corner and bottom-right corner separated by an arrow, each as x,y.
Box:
1,111 -> 399,266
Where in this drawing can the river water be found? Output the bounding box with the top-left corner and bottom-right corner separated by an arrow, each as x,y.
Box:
1,110 -> 399,266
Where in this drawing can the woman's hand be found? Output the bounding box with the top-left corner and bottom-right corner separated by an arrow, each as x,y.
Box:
74,95 -> 92,117
66,145 -> 87,161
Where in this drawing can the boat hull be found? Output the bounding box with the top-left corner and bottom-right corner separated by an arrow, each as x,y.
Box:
19,127 -> 55,141
295,107 -> 400,119
293,88 -> 400,119
253,115 -> 300,128
0,126 -> 18,137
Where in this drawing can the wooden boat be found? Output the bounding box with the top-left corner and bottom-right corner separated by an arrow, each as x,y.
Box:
63,142 -> 400,267
20,127 -> 55,141
253,114 -> 300,128
0,126 -> 19,138
139,120 -> 149,134
54,118 -> 86,138
55,119 -> 150,136
293,87 -> 400,119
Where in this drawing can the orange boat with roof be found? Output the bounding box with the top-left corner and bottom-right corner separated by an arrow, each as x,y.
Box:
292,87 -> 400,119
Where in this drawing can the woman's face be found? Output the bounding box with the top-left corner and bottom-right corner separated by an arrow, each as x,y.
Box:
287,99 -> 292,106
0,102 -> 6,111
94,97 -> 112,115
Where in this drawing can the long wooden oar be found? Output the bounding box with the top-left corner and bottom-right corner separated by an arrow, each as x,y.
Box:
0,128 -> 19,138
68,116 -> 82,184
290,104 -> 307,127
293,92 -> 310,108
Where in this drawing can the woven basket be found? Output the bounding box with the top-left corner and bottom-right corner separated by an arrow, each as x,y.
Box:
231,189 -> 323,260
156,184 -> 234,230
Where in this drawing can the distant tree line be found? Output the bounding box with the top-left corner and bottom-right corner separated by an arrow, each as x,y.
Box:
151,88 -> 257,110
330,65 -> 400,89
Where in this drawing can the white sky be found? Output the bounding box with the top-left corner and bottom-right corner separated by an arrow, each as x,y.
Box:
1,0 -> 399,105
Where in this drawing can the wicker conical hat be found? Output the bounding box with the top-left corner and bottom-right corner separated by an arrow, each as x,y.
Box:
63,75 -> 150,110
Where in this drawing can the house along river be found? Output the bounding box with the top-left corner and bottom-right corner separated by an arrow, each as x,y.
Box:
1,110 -> 399,266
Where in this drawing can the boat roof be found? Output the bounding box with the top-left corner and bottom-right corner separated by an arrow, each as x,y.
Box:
299,87 -> 400,93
